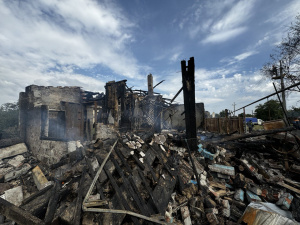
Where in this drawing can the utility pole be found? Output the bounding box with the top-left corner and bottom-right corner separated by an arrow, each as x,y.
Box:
232,102 -> 236,116
272,60 -> 286,112
279,60 -> 286,112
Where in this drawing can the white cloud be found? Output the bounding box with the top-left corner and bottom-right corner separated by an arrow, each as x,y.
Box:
265,0 -> 300,25
170,53 -> 181,63
202,27 -> 247,44
187,0 -> 256,43
220,50 -> 258,65
0,0 -> 145,104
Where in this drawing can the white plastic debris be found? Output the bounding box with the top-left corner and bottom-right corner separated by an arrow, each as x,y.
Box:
160,145 -> 166,152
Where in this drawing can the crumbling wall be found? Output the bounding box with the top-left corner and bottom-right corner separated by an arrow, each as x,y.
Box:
163,103 -> 205,130
19,85 -> 83,165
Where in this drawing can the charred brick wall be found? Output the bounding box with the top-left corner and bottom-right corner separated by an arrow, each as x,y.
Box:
19,85 -> 83,165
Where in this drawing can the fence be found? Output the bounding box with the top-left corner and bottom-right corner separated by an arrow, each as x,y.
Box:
205,117 -> 244,134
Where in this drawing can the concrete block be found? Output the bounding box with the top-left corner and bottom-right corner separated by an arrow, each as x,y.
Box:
67,141 -> 77,153
3,186 -> 23,206
0,167 -> 14,176
32,166 -> 52,190
7,155 -> 25,168
0,143 -> 28,160
4,163 -> 31,182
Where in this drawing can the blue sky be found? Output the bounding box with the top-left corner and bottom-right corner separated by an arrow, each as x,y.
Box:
0,0 -> 299,115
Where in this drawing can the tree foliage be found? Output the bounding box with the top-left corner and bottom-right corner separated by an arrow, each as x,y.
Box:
219,110 -> 226,117
0,102 -> 19,139
238,113 -> 253,117
262,15 -> 300,94
255,100 -> 283,121
287,106 -> 300,118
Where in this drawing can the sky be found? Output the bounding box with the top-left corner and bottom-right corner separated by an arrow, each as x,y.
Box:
0,0 -> 299,115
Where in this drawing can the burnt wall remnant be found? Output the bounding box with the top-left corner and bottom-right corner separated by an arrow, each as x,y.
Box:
18,74 -> 205,165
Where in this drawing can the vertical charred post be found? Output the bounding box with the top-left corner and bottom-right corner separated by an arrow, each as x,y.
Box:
181,57 -> 197,151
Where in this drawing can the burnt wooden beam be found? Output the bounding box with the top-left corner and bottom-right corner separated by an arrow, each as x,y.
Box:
86,157 -> 106,200
149,144 -> 175,179
211,127 -> 295,143
181,57 -> 197,151
22,184 -> 53,205
170,87 -> 183,103
153,80 -> 165,89
110,156 -> 150,217
21,186 -> 52,218
0,198 -> 45,225
115,148 -> 133,174
144,157 -> 159,184
131,154 -> 145,170
73,167 -> 86,225
137,169 -> 160,214
103,165 -> 141,225
44,181 -> 61,225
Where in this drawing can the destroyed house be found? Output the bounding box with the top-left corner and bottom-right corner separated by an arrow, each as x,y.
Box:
1,59 -> 300,225
18,77 -> 205,165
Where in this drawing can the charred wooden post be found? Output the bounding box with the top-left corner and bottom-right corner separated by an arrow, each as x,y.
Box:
181,57 -> 197,151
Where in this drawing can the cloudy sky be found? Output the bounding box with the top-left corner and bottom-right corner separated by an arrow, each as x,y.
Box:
0,0 -> 299,115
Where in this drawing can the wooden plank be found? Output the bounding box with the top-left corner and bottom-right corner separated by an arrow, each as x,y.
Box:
115,148 -> 133,173
0,197 -> 45,225
22,184 -> 53,205
137,169 -> 159,214
73,167 -> 86,225
283,178 -> 300,189
209,181 -> 226,190
110,156 -> 150,216
144,157 -> 158,184
152,173 -> 177,215
103,164 -> 141,225
278,181 -> 300,194
44,181 -> 61,225
149,144 -> 175,179
131,154 -> 145,170
21,187 -> 52,217
86,157 -> 105,200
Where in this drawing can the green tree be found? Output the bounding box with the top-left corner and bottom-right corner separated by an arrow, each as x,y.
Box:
255,100 -> 283,121
238,113 -> 253,117
219,110 -> 226,117
0,102 -> 19,139
287,106 -> 300,118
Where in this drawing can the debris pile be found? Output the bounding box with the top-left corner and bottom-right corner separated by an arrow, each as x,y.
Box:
0,130 -> 300,225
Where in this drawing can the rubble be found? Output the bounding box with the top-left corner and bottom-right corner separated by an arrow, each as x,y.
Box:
0,129 -> 299,224
1,75 -> 300,224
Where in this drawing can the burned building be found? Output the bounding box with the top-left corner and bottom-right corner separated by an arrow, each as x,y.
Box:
18,76 -> 205,165
19,85 -> 85,165
1,61 -> 300,225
